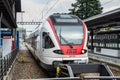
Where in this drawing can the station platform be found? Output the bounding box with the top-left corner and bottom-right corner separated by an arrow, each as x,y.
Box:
88,52 -> 120,67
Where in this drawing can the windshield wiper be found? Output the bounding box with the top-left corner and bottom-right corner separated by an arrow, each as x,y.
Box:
60,35 -> 73,48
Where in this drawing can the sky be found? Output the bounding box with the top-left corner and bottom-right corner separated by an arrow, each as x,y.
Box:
17,0 -> 120,36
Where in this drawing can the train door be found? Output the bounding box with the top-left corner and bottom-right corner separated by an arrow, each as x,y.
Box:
37,36 -> 40,52
40,28 -> 45,54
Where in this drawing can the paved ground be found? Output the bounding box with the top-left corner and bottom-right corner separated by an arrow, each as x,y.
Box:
12,42 -> 48,80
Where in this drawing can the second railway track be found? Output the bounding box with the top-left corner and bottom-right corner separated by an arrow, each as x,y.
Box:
89,59 -> 120,76
12,43 -> 49,80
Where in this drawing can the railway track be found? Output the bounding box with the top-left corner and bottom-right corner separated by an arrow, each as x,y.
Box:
12,44 -> 49,80
27,49 -> 56,78
13,42 -> 119,80
109,66 -> 120,76
12,50 -> 120,80
89,59 -> 120,76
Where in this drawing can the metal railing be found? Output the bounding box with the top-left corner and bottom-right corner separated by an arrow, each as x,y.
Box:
0,48 -> 18,80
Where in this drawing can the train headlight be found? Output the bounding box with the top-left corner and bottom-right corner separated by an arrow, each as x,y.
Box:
81,49 -> 87,54
53,50 -> 63,54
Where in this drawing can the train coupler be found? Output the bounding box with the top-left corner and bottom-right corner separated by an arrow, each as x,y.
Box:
56,66 -> 60,77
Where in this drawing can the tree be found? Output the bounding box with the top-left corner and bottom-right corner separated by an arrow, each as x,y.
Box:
69,0 -> 103,19
17,27 -> 26,41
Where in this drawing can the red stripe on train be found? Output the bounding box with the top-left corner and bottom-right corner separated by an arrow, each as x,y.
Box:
82,20 -> 87,48
47,18 -> 61,48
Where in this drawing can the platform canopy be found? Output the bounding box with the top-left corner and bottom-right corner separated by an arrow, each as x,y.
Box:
84,8 -> 120,30
0,0 -> 21,28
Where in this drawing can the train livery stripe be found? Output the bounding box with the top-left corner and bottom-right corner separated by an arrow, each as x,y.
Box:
82,20 -> 87,49
47,18 -> 61,48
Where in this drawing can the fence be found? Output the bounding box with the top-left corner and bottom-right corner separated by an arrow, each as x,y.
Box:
0,48 -> 18,80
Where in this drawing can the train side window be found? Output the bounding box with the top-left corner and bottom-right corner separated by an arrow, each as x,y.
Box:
42,32 -> 55,49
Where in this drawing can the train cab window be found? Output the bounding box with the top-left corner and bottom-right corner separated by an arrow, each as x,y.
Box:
42,32 -> 55,49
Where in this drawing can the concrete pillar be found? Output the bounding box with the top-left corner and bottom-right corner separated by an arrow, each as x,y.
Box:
12,28 -> 16,49
90,29 -> 94,52
0,12 -> 3,58
118,50 -> 120,58
0,12 -> 3,80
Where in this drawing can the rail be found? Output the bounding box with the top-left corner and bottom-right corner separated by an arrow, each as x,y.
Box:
58,63 -> 114,77
54,63 -> 120,80
0,48 -> 18,80
19,76 -> 120,80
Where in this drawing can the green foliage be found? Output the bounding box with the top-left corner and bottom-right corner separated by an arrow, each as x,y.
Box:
94,27 -> 112,32
17,27 -> 26,31
69,0 -> 103,19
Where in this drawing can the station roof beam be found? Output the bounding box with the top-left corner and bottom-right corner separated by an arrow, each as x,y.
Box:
84,8 -> 120,30
0,0 -> 21,28
17,22 -> 42,25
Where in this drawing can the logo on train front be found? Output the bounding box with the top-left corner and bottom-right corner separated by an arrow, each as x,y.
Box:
67,49 -> 77,54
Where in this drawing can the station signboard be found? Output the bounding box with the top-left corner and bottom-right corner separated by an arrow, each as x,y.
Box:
2,36 -> 11,39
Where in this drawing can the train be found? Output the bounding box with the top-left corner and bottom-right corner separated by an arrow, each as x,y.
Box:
26,14 -> 88,71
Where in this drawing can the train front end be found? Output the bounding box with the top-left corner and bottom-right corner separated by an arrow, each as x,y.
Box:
42,14 -> 88,70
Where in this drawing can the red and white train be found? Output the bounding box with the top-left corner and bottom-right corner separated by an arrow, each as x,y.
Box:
26,14 -> 88,71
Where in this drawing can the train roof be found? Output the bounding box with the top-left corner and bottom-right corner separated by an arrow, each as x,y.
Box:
49,14 -> 82,25
49,13 -> 79,19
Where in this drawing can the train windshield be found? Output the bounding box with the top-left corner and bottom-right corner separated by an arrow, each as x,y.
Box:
54,25 -> 84,45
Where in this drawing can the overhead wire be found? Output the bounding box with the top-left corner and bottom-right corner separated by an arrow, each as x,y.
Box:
37,0 -> 50,27
101,0 -> 119,13
42,0 -> 60,18
38,0 -> 60,27
101,0 -> 113,6
43,0 -> 113,17
39,0 -> 59,21
41,0 -> 50,19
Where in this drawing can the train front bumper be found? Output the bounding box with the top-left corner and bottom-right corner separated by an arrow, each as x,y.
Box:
42,56 -> 88,67
53,58 -> 88,67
